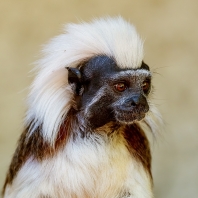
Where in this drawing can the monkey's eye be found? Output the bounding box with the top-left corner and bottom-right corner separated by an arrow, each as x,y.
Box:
114,83 -> 127,92
142,80 -> 150,94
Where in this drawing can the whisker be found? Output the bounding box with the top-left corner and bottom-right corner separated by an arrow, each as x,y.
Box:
152,65 -> 172,71
152,71 -> 164,77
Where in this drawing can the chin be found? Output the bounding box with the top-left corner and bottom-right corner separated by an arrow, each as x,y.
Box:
115,111 -> 147,125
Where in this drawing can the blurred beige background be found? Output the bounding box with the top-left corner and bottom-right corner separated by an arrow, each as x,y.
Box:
0,0 -> 198,197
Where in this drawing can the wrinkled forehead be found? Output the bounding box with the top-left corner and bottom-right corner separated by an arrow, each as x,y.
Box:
80,55 -> 151,80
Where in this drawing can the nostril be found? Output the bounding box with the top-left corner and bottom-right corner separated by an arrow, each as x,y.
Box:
131,101 -> 137,106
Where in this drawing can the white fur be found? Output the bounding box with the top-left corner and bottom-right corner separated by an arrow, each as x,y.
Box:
142,103 -> 163,137
26,16 -> 145,145
4,130 -> 153,198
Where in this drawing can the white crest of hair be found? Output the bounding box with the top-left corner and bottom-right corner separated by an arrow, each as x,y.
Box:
26,16 -> 144,145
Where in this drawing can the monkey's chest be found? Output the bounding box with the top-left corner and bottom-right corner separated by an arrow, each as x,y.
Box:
10,135 -> 152,198
32,138 -> 152,197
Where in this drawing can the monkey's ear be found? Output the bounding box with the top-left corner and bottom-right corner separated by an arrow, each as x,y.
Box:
66,67 -> 83,95
66,67 -> 82,83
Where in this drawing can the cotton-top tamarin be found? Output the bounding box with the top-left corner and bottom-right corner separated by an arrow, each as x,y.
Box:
2,17 -> 162,198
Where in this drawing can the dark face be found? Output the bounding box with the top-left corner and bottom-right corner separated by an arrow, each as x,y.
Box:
67,55 -> 151,129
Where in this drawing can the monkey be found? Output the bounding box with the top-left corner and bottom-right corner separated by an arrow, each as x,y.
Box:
2,17 -> 162,198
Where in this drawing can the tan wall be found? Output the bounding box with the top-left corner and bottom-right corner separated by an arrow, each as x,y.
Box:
0,0 -> 198,197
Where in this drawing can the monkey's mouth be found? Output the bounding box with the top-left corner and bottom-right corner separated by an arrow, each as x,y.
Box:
114,107 -> 149,124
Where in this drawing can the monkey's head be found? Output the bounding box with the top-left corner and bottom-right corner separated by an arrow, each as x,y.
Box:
67,55 -> 151,129
27,17 -> 162,144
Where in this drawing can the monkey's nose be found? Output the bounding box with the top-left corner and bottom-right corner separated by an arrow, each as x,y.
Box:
124,96 -> 141,107
120,94 -> 149,112
130,96 -> 140,106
